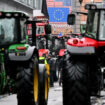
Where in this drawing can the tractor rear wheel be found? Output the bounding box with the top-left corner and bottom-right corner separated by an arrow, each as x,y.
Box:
39,64 -> 48,105
62,54 -> 91,105
16,58 -> 39,105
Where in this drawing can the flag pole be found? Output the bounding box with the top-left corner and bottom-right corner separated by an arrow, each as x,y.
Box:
41,0 -> 49,19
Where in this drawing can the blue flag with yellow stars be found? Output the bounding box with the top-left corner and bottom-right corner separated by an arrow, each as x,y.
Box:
48,7 -> 69,22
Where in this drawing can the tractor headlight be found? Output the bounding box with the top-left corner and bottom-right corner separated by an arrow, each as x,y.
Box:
85,5 -> 91,10
5,13 -> 12,17
14,13 -> 19,17
0,12 -> 2,16
85,4 -> 97,10
21,13 -> 24,17
91,5 -> 97,9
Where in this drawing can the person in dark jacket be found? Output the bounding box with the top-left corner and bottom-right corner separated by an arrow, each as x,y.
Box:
47,54 -> 54,87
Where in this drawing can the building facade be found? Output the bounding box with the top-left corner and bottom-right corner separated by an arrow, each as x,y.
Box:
0,0 -> 42,16
73,0 -> 103,33
80,0 -> 102,23
72,0 -> 81,33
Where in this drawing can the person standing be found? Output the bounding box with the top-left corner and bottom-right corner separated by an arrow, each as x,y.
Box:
47,54 -> 54,87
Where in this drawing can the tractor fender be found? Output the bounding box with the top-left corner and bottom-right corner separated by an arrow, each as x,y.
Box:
66,44 -> 95,55
66,37 -> 96,55
8,46 -> 36,61
39,64 -> 47,84
59,49 -> 66,56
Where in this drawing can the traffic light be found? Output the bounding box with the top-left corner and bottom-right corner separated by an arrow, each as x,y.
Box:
79,0 -> 83,4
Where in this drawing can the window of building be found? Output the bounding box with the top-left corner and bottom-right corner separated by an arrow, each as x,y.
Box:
33,0 -> 36,8
15,0 -> 28,5
15,0 -> 35,8
21,0 -> 25,3
24,0 -> 28,4
28,0 -> 33,6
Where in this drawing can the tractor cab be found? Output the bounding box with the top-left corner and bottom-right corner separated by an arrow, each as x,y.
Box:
27,15 -> 52,57
68,2 -> 105,41
51,35 -> 70,57
85,3 -> 104,40
35,16 -> 51,57
0,11 -> 29,49
67,3 -> 105,55
84,3 -> 105,42
36,20 -> 49,50
27,22 -> 46,49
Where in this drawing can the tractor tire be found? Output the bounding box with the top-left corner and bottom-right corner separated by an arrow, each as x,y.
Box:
39,64 -> 48,105
62,54 -> 91,105
58,69 -> 62,86
55,61 -> 59,80
16,58 -> 39,105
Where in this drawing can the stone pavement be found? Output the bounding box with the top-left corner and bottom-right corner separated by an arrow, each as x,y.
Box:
0,82 -> 62,105
0,82 -> 105,105
48,82 -> 62,105
0,94 -> 17,105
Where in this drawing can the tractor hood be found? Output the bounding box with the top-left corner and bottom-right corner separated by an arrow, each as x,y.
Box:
67,37 -> 98,48
67,37 -> 105,48
66,37 -> 105,55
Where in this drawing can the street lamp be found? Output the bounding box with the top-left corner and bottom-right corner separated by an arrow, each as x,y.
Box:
79,0 -> 83,4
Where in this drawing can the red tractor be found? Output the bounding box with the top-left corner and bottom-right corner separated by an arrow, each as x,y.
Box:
28,15 -> 51,57
50,35 -> 70,83
35,16 -> 50,57
62,2 -> 105,105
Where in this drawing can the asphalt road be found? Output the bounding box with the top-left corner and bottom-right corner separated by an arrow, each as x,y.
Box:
1,82 -> 105,105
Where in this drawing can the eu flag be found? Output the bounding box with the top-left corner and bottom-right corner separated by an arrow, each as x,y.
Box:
48,7 -> 69,22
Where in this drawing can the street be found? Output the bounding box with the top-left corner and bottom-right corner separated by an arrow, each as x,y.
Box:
0,0 -> 105,105
48,83 -> 62,105
1,82 -> 105,105
0,82 -> 62,105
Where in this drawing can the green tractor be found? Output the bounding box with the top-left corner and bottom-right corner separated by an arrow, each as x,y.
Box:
0,11 -> 40,105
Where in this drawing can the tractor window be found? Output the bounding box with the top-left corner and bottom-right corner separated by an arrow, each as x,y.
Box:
0,18 -> 18,45
36,26 -> 45,35
20,19 -> 26,41
99,11 -> 105,40
36,38 -> 45,49
27,24 -> 32,35
51,38 -> 65,55
86,10 -> 99,39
